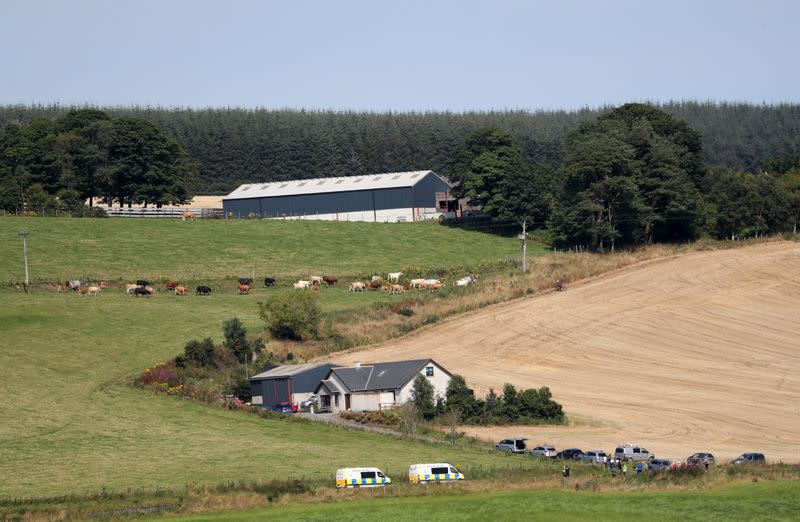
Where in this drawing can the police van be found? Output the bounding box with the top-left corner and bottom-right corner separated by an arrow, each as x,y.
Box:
335,467 -> 391,488
408,463 -> 465,484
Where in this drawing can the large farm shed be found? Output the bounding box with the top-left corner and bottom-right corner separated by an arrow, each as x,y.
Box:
222,170 -> 455,222
249,363 -> 338,407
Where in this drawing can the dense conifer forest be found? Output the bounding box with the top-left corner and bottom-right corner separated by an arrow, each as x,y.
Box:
1,102 -> 798,194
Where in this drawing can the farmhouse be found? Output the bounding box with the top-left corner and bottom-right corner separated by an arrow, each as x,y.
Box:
249,362 -> 338,407
315,359 -> 452,413
222,170 -> 456,222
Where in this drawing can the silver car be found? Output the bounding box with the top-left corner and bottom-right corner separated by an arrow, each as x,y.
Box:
530,445 -> 557,458
496,438 -> 527,454
649,459 -> 672,472
614,444 -> 654,462
579,450 -> 609,465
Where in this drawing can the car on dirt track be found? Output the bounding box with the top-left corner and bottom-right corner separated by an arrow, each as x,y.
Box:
687,452 -> 716,467
731,452 -> 765,465
496,438 -> 527,454
556,448 -> 584,460
579,450 -> 609,465
530,445 -> 557,458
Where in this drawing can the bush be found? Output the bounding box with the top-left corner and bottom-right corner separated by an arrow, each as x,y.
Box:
410,374 -> 436,419
259,292 -> 321,341
223,317 -> 251,363
183,338 -> 217,367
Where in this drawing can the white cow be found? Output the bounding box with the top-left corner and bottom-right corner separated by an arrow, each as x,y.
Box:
86,286 -> 100,296
310,275 -> 323,285
409,278 -> 425,288
349,281 -> 366,292
387,272 -> 403,282
125,283 -> 138,294
371,275 -> 383,282
294,280 -> 311,289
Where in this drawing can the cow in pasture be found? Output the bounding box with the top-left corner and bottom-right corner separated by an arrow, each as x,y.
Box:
144,286 -> 156,295
238,278 -> 253,286
426,283 -> 444,292
86,286 -> 100,296
99,280 -> 113,289
136,280 -> 150,287
174,285 -> 188,296
309,275 -> 323,285
418,279 -> 441,290
264,277 -> 276,287
368,279 -> 382,290
196,285 -> 212,295
181,210 -> 196,221
371,275 -> 383,283
294,280 -> 311,289
349,281 -> 366,292
125,284 -> 138,294
385,284 -> 405,294
163,281 -> 179,291
454,276 -> 478,287
68,280 -> 81,291
409,278 -> 425,288
57,282 -> 69,293
387,272 -> 403,283
78,287 -> 88,295
322,275 -> 338,285
237,283 -> 252,295
134,287 -> 151,297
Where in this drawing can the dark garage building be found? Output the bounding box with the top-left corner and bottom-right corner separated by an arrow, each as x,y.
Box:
222,170 -> 455,222
249,362 -> 338,407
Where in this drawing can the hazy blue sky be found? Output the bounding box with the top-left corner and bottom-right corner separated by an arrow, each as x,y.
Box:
1,0 -> 797,110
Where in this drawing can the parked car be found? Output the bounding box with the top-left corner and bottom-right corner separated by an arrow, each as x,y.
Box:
649,459 -> 672,472
269,401 -> 297,414
687,452 -> 716,467
496,438 -> 527,454
300,395 -> 320,412
614,444 -> 654,462
530,445 -> 557,458
579,450 -> 609,465
336,467 -> 391,488
731,453 -> 765,465
556,448 -> 584,460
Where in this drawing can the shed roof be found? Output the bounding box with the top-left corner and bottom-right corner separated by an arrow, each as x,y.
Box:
250,362 -> 338,380
329,359 -> 443,392
223,170 -> 450,201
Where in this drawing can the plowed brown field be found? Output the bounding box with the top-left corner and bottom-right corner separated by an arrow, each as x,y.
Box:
334,242 -> 800,462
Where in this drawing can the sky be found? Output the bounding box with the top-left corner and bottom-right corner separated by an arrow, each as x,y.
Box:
1,0 -> 798,111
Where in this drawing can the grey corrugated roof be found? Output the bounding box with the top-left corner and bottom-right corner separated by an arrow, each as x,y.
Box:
330,359 -> 432,392
318,379 -> 343,395
223,170 -> 451,201
250,362 -> 338,380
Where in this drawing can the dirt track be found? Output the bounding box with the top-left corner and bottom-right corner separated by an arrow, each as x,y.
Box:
335,242 -> 800,462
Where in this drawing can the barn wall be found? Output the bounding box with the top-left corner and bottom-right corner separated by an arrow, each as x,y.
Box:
411,173 -> 452,209
251,377 -> 292,406
223,187 -> 413,219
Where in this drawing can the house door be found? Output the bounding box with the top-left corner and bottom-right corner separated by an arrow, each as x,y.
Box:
345,394 -> 351,410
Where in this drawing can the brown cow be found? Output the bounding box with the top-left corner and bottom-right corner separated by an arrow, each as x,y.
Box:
174,285 -> 187,296
164,281 -> 179,290
368,279 -> 382,290
322,275 -> 338,285
57,282 -> 69,293
236,283 -> 252,295
181,210 -> 196,221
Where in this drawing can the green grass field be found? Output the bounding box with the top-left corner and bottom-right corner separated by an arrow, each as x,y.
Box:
161,480 -> 800,521
0,217 -> 523,282
0,217 -> 531,499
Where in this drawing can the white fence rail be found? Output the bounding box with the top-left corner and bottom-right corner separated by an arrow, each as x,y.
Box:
103,207 -> 222,218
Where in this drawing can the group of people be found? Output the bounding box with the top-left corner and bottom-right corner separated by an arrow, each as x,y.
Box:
561,459 -> 648,479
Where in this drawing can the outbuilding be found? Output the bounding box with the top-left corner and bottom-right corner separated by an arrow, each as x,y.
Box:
222,170 -> 456,222
249,362 -> 338,408
315,359 -> 452,413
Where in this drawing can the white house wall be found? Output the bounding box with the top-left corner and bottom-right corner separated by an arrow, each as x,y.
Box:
398,362 -> 451,404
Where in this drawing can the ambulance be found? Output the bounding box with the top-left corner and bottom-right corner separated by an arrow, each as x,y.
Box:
335,467 -> 391,488
408,463 -> 465,484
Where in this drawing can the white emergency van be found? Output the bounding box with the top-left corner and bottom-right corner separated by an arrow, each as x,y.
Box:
335,467 -> 391,488
408,463 -> 465,484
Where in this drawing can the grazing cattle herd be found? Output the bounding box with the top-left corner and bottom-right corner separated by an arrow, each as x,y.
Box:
50,272 -> 481,298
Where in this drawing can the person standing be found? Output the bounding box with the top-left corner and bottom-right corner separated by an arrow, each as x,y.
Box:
622,462 -> 627,477
611,463 -> 617,478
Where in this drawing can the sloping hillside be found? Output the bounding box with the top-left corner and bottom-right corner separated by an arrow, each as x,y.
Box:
335,242 -> 800,462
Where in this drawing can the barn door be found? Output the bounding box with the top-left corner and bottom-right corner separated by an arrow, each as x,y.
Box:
345,394 -> 351,410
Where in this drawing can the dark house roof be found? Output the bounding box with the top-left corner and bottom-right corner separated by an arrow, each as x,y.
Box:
250,363 -> 339,394
325,359 -> 448,393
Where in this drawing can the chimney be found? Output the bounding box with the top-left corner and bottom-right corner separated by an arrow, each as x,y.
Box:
354,361 -> 361,368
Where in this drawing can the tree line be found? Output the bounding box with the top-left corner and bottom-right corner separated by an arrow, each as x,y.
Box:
0,109 -> 197,214
1,102 -> 798,195
448,104 -> 800,248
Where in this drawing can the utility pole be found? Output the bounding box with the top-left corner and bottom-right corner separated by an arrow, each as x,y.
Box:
19,231 -> 30,293
519,220 -> 527,273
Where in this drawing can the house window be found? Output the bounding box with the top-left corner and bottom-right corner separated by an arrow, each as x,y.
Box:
425,366 -> 434,377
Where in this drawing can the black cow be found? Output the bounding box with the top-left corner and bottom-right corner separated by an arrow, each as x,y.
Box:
196,285 -> 212,295
238,278 -> 253,285
264,277 -> 276,287
136,280 -> 150,287
134,287 -> 151,297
